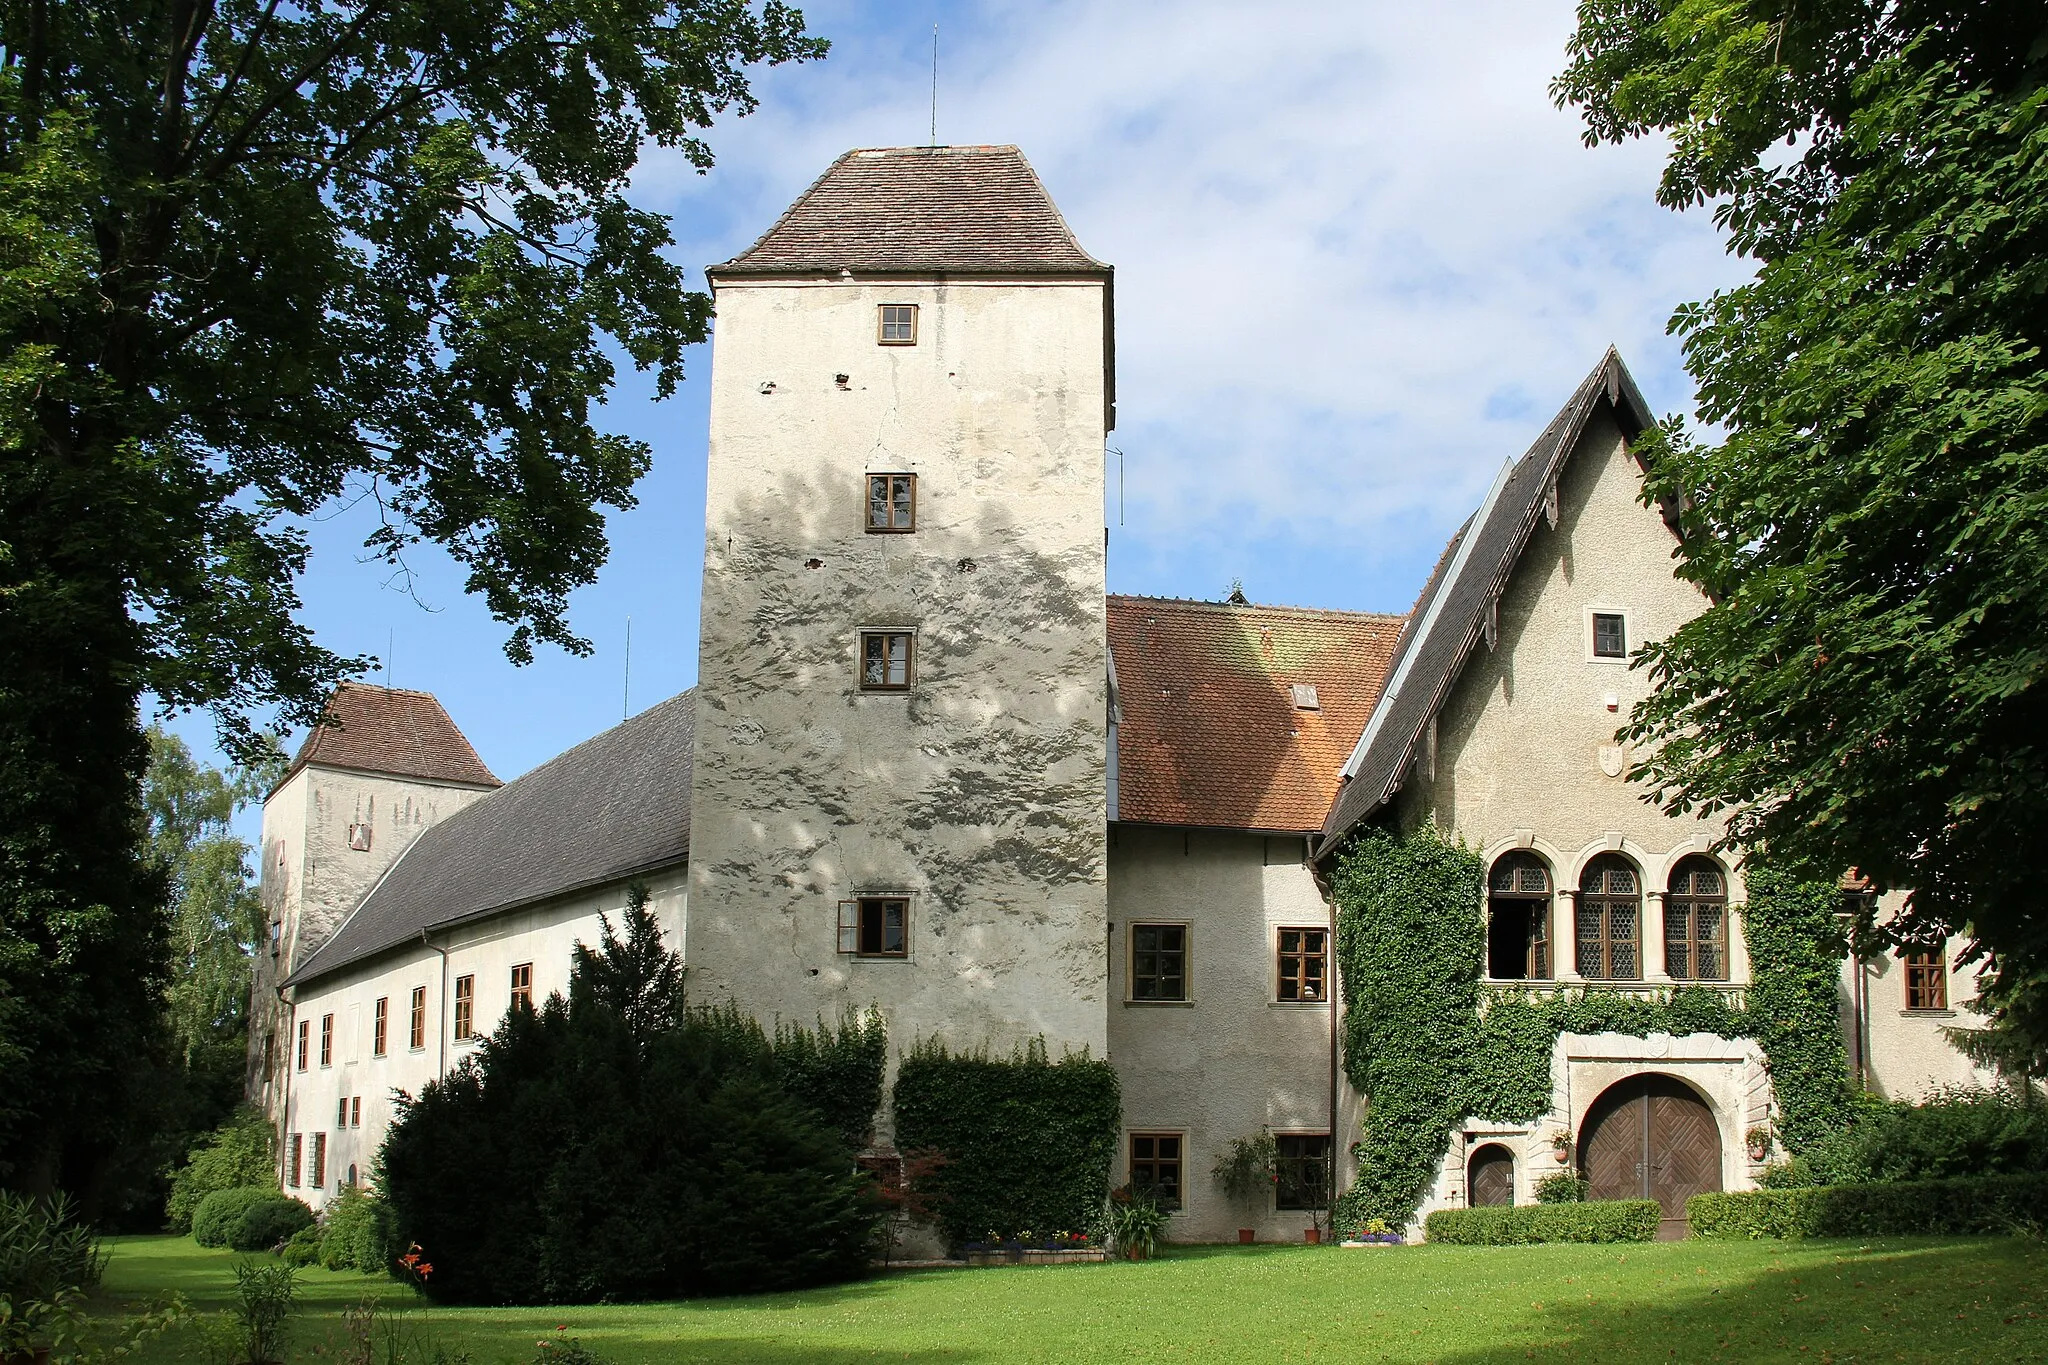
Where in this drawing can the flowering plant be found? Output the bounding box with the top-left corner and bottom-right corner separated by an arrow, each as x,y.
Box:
396,1242 -> 435,1292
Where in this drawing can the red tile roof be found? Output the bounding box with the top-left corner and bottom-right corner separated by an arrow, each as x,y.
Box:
286,683 -> 499,789
1110,596 -> 1405,833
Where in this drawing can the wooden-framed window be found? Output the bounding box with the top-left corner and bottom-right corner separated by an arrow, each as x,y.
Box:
1128,1132 -> 1183,1208
351,1097 -> 361,1129
838,897 -> 909,957
453,974 -> 475,1040
510,963 -> 534,1013
859,630 -> 914,690
408,986 -> 427,1051
287,1133 -> 302,1188
1488,851 -> 1553,981
1592,611 -> 1628,659
1665,856 -> 1730,981
1129,923 -> 1188,1001
336,1097 -> 348,1128
1904,950 -> 1948,1011
319,1013 -> 334,1067
1277,928 -> 1328,1002
877,303 -> 918,345
372,997 -> 389,1057
296,1019 -> 309,1072
311,1132 -> 327,1189
866,473 -> 916,532
1576,854 -> 1642,980
1275,1134 -> 1332,1211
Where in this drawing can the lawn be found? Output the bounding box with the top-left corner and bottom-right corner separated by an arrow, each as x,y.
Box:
89,1232 -> 2048,1365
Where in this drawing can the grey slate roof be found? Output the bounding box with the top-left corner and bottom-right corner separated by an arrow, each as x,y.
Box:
1316,350 -> 1655,854
286,690 -> 696,988
711,146 -> 1109,277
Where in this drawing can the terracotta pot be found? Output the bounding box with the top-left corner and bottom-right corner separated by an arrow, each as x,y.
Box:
1304,1228 -> 1322,1245
1238,1228 -> 1255,1244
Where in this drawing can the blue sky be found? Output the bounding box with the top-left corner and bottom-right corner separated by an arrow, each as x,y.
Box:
169,0 -> 1753,821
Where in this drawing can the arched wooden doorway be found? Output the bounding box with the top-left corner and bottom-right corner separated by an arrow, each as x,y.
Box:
1577,1073 -> 1721,1239
1467,1143 -> 1514,1207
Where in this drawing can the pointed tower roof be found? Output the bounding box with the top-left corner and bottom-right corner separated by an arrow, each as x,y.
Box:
284,682 -> 499,790
710,145 -> 1108,277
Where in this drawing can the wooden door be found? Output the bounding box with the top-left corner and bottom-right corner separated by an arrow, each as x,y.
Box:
1467,1144 -> 1514,1207
1577,1074 -> 1721,1238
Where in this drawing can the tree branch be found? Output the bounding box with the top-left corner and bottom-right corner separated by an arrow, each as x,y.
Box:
178,0 -> 284,172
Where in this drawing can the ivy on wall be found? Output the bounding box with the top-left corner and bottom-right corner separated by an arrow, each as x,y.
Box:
1331,824 -> 1857,1231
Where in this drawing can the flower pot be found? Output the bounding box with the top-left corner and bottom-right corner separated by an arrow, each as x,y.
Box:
1238,1228 -> 1255,1244
1304,1228 -> 1322,1245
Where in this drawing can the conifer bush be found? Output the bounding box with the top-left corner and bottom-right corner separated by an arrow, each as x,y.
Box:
379,888 -> 882,1304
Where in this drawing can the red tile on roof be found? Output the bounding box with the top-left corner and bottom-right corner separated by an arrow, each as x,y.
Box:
287,683 -> 499,789
1110,596 -> 1404,833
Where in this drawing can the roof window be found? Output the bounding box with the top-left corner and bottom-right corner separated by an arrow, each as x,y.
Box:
1289,683 -> 1320,710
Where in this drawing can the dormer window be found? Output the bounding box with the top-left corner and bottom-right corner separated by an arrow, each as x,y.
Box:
878,304 -> 918,345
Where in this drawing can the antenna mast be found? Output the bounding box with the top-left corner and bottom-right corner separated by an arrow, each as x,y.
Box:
622,616 -> 632,720
930,24 -> 939,146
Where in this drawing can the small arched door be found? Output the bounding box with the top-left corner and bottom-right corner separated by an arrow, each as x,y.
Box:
1467,1143 -> 1514,1207
1578,1074 -> 1721,1238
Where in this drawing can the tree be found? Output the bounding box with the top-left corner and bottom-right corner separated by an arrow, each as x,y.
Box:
0,0 -> 824,1198
1554,4 -> 2048,1062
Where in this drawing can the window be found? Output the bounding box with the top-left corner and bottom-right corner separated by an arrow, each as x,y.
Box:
453,975 -> 475,1040
1130,924 -> 1188,1001
1275,1134 -> 1332,1211
1904,950 -> 1948,1011
270,918 -> 282,958
351,1097 -> 361,1128
510,963 -> 533,1012
838,897 -> 909,957
409,986 -> 427,1050
287,1134 -> 302,1189
1277,928 -> 1327,1002
372,997 -> 389,1057
859,630 -> 914,690
1665,857 -> 1729,981
1488,852 -> 1553,980
1592,612 -> 1628,659
877,303 -> 918,344
296,1019 -> 309,1072
311,1132 -> 327,1189
319,1013 -> 334,1067
1289,683 -> 1320,710
866,474 -> 916,532
1129,1133 -> 1182,1208
336,1097 -> 348,1128
1576,855 -> 1642,979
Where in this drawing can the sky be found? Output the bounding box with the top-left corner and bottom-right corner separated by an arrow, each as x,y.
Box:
168,0 -> 1754,826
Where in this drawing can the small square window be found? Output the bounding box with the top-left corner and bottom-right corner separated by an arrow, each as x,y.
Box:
878,304 -> 918,345
1131,924 -> 1188,1001
1129,1132 -> 1183,1208
1277,927 -> 1328,1002
860,630 -> 914,690
866,474 -> 916,532
510,962 -> 533,1013
839,897 -> 909,957
1592,612 -> 1627,659
1904,950 -> 1948,1011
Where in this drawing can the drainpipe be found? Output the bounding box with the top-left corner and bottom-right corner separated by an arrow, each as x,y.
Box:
1309,838 -> 1341,1227
422,930 -> 451,1080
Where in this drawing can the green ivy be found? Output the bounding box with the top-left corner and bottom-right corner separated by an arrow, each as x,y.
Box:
891,1037 -> 1119,1246
1330,824 -> 1857,1231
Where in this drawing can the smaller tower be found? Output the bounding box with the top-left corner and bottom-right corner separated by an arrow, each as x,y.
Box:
247,684 -> 498,1114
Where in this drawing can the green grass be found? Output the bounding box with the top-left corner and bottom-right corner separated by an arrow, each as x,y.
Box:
89,1232 -> 2048,1364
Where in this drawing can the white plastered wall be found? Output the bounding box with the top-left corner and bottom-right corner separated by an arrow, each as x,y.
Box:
1847,891 -> 2000,1100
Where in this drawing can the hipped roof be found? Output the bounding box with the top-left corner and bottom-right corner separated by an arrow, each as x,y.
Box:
284,683 -> 498,790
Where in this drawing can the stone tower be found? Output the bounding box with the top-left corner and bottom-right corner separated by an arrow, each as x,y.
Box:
247,683 -> 498,1113
685,146 -> 1115,1060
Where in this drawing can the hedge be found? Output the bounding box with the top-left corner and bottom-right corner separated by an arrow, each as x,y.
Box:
192,1187 -> 274,1248
1425,1200 -> 1661,1245
193,1186 -> 314,1251
1688,1172 -> 2048,1239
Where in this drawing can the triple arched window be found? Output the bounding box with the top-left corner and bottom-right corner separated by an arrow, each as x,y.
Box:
1485,851 -> 1733,982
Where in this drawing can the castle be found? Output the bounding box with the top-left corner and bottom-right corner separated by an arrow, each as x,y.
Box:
251,146 -> 1993,1241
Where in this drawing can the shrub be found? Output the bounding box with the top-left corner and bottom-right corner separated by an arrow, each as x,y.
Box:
229,1259 -> 300,1365
166,1107 -> 276,1233
1532,1172 -> 1588,1204
319,1186 -> 398,1273
227,1195 -> 314,1252
891,1037 -> 1120,1247
280,1223 -> 322,1268
380,890 -> 881,1304
1757,1158 -> 1818,1189
1425,1200 -> 1661,1245
1688,1171 -> 2048,1239
193,1188 -> 275,1249
1101,1187 -> 1167,1261
0,1192 -> 106,1300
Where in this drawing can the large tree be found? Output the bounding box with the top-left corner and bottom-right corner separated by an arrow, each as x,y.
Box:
0,0 -> 822,1199
1553,4 -> 2048,1058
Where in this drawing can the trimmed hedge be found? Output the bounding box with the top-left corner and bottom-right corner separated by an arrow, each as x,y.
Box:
193,1186 -> 314,1251
192,1186 -> 274,1248
1425,1200 -> 1661,1245
1689,1172 -> 2048,1239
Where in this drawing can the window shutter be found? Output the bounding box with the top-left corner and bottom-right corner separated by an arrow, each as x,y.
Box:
837,901 -> 858,954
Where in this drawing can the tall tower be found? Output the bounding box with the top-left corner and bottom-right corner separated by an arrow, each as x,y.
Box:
247,683 -> 498,1113
686,146 -> 1114,1059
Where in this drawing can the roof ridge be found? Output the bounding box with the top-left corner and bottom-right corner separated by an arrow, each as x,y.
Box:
1108,592 -> 1403,621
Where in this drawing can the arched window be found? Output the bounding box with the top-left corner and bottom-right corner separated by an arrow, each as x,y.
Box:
1577,855 -> 1642,980
1665,857 -> 1729,981
1487,852 -> 1552,980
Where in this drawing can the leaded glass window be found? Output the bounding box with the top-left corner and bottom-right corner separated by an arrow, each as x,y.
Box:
1665,856 -> 1729,981
1488,852 -> 1552,980
1577,855 -> 1642,980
